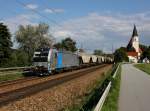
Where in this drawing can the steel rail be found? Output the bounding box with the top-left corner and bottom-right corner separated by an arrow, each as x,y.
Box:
0,64 -> 108,107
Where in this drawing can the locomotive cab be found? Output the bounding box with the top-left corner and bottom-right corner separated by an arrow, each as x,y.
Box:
32,48 -> 80,76
32,48 -> 56,75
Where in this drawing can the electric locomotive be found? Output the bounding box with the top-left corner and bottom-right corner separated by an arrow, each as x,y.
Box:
32,48 -> 79,75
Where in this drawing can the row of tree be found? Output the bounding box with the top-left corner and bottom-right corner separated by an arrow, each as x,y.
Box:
0,23 -> 55,67
0,21 -> 108,67
0,23 -> 80,67
2,21 -> 149,67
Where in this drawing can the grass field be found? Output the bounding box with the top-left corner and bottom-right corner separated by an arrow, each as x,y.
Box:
101,64 -> 121,111
134,64 -> 150,75
0,71 -> 24,82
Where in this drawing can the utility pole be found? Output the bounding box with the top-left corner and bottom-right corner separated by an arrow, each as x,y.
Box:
112,44 -> 114,54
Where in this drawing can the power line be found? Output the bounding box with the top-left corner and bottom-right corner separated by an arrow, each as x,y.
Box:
15,0 -> 93,39
0,6 -> 36,36
0,1 -> 36,27
41,0 -> 67,22
15,0 -> 73,38
0,18 -> 18,26
15,0 -> 63,28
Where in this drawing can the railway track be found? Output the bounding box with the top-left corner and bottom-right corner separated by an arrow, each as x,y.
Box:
0,66 -> 33,72
0,64 -> 103,90
0,77 -> 40,88
0,64 -> 108,107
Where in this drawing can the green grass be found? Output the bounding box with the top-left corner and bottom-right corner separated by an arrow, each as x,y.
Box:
0,72 -> 24,82
134,64 -> 150,75
101,65 -> 121,111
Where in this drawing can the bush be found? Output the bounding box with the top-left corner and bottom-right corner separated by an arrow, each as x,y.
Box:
1,50 -> 30,67
114,47 -> 128,63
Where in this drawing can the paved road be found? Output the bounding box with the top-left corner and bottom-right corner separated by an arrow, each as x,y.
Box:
118,64 -> 150,111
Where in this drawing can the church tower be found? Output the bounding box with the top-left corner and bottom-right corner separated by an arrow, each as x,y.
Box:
127,25 -> 139,53
132,25 -> 139,53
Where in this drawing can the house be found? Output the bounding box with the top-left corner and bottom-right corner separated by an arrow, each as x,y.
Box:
126,25 -> 142,63
142,57 -> 150,63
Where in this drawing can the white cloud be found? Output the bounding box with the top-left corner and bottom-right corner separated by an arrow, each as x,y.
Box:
26,4 -> 38,10
2,11 -> 150,52
3,14 -> 38,33
44,8 -> 64,14
44,9 -> 53,13
54,30 -> 72,37
2,14 -> 38,48
52,12 -> 150,53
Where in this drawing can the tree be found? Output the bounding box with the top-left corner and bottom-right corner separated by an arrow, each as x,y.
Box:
53,42 -> 62,50
141,47 -> 150,60
54,37 -> 77,52
17,51 -> 29,66
15,23 -> 54,63
6,49 -> 29,67
140,44 -> 148,51
139,44 -> 150,60
114,47 -> 128,62
0,23 -> 12,67
93,49 -> 103,56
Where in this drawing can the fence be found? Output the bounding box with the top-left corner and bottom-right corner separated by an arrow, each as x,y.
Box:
94,64 -> 120,111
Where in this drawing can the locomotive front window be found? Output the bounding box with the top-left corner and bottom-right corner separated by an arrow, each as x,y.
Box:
33,57 -> 48,62
33,52 -> 48,62
35,54 -> 40,56
41,53 -> 48,56
34,53 -> 48,57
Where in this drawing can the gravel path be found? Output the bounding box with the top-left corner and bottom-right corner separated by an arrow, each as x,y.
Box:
0,65 -> 111,111
119,64 -> 150,111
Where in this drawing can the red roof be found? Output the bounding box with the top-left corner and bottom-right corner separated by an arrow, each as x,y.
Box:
127,51 -> 138,57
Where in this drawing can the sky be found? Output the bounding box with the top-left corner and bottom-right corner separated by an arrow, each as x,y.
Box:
0,0 -> 150,53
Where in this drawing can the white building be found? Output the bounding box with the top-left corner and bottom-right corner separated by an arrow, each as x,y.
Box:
143,57 -> 150,63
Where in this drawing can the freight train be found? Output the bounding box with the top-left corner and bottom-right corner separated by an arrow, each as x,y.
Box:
32,48 -> 113,76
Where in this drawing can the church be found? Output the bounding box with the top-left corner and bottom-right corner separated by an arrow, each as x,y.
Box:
126,25 -> 142,63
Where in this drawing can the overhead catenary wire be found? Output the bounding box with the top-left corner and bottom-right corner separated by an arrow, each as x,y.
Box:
0,18 -> 18,26
15,0 -> 63,28
14,0 -> 106,52
41,0 -> 67,22
15,0 -> 73,38
0,8 -> 36,36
